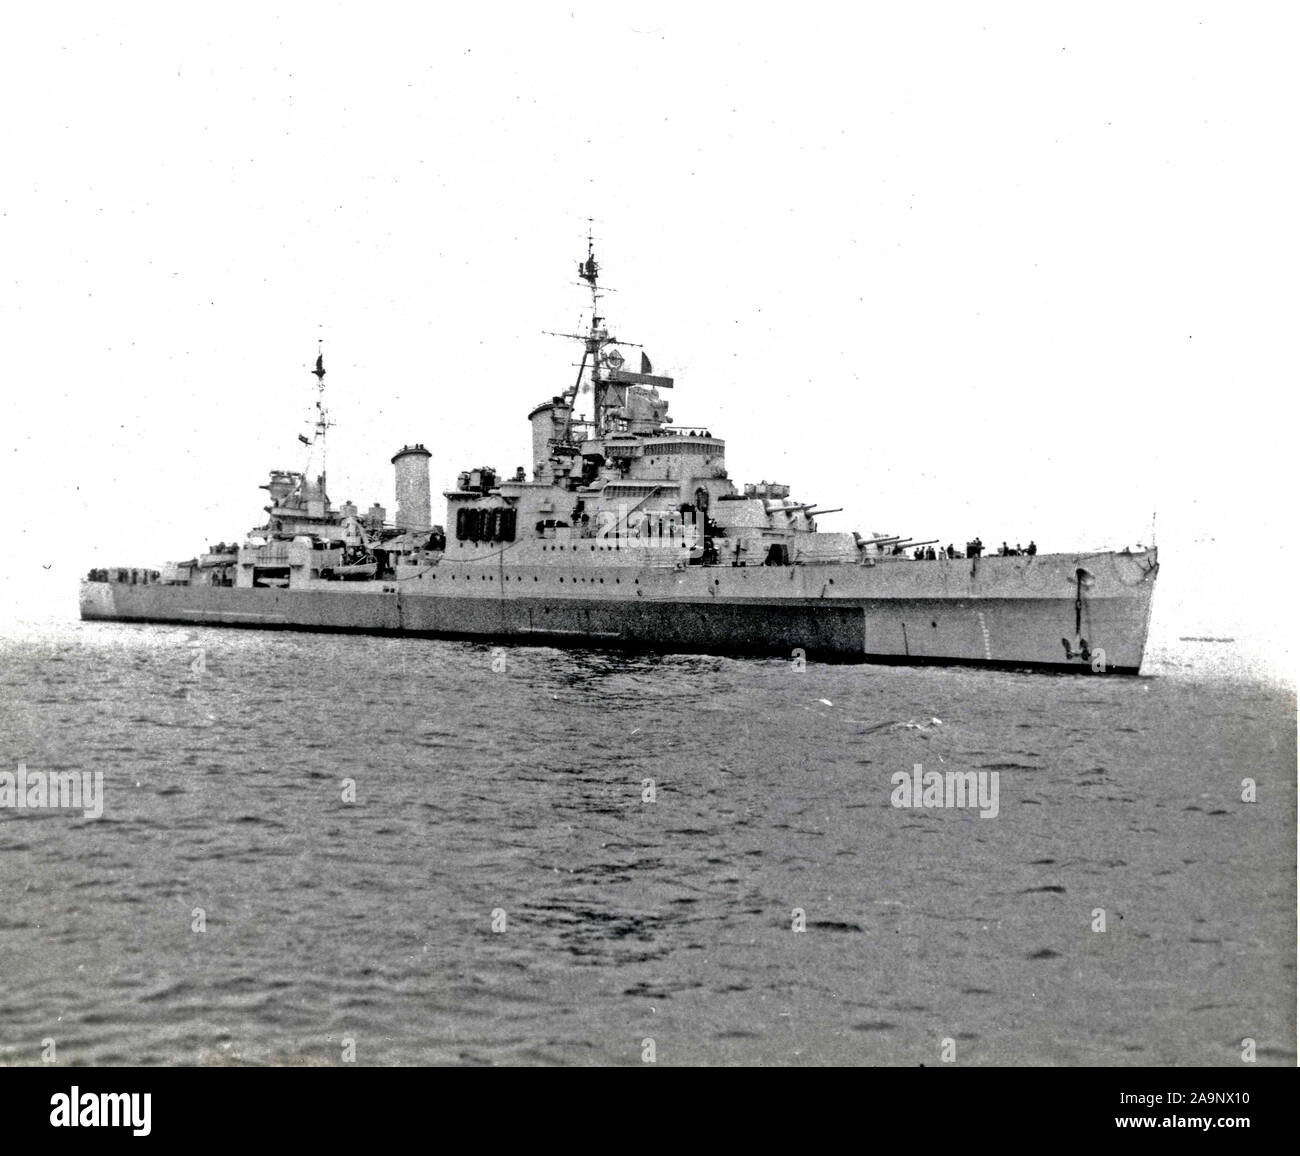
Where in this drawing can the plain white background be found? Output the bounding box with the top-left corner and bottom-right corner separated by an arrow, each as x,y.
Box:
1,2 -> 1294,673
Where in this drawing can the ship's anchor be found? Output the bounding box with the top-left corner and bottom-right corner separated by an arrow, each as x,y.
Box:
1061,567 -> 1094,661
1061,636 -> 1092,662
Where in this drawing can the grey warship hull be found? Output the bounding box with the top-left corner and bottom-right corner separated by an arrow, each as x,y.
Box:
81,546 -> 1158,673
81,243 -> 1160,671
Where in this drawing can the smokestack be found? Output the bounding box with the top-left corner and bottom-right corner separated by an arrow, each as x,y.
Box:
391,444 -> 432,533
528,398 -> 570,482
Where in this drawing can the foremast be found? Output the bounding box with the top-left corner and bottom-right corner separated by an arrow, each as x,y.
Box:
549,230 -> 644,443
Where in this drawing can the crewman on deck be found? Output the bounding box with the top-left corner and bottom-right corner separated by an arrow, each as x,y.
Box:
1027,540 -> 1038,556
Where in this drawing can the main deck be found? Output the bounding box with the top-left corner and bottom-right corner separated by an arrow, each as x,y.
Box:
81,547 -> 1158,673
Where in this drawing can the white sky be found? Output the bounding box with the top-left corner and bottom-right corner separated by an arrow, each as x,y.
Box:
1,3 -> 1295,656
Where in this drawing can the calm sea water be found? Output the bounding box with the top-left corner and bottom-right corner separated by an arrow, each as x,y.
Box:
0,619 -> 1294,1066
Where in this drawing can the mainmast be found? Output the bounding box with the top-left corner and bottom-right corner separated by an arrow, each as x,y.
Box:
304,341 -> 333,507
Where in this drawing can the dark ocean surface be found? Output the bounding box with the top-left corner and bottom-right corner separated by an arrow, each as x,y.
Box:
0,620 -> 1294,1066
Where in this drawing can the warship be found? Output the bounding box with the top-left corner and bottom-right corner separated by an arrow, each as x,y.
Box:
81,241 -> 1159,672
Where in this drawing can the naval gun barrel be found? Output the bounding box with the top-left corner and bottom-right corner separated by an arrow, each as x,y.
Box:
774,503 -> 845,517
885,538 -> 939,551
